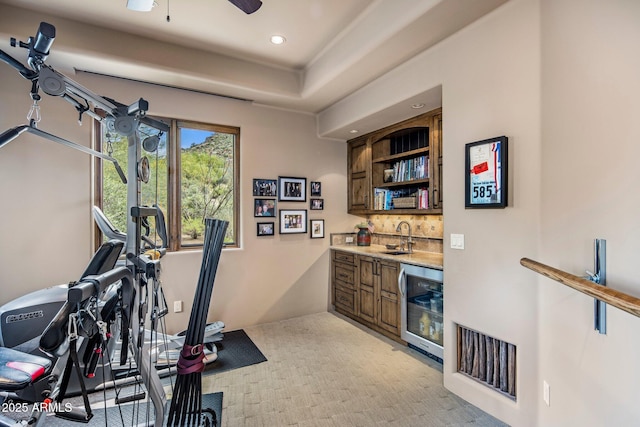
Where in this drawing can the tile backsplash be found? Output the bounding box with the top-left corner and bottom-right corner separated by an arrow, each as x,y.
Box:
367,214 -> 443,239
333,214 -> 443,253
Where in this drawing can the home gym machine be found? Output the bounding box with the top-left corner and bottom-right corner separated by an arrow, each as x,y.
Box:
0,21 -> 179,426
0,262 -> 136,426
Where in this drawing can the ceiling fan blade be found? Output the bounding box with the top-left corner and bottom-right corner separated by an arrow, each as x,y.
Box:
228,0 -> 262,14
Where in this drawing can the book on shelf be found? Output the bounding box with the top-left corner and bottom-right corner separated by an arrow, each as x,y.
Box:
392,155 -> 429,183
373,187 -> 429,210
416,187 -> 429,209
373,188 -> 393,210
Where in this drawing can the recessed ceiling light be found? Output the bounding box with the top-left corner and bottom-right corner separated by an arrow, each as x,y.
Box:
411,103 -> 425,109
349,129 -> 359,134
127,0 -> 155,11
270,35 -> 286,45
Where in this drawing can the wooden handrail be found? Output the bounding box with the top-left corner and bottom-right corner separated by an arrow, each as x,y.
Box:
520,258 -> 640,319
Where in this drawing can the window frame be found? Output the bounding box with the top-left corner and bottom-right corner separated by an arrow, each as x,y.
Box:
93,117 -> 240,252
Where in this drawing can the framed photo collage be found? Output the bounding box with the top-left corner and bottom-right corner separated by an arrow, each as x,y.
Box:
252,177 -> 325,238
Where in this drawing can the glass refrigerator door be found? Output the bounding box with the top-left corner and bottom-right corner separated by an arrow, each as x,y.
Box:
405,273 -> 443,346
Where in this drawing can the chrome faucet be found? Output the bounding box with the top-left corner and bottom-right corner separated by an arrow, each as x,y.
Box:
396,221 -> 413,253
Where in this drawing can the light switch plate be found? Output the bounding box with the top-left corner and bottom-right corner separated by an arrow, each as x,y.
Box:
451,233 -> 465,250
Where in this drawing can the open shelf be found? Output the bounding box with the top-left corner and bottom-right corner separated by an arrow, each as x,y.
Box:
372,147 -> 429,164
376,178 -> 430,189
371,208 -> 443,214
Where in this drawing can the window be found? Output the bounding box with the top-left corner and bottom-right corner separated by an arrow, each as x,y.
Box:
95,118 -> 239,251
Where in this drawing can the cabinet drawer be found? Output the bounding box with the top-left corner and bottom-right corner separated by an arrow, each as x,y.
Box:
335,278 -> 355,291
335,286 -> 356,314
333,251 -> 355,264
334,264 -> 355,285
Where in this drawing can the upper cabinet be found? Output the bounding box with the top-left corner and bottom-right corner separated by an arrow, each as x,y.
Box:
347,136 -> 371,212
347,108 -> 442,215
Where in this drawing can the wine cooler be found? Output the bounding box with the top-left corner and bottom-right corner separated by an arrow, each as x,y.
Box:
399,263 -> 444,361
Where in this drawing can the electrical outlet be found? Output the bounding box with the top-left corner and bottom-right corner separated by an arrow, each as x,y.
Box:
173,300 -> 183,313
543,381 -> 550,406
345,236 -> 354,243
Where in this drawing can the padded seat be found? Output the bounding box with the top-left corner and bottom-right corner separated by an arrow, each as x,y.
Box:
0,347 -> 51,391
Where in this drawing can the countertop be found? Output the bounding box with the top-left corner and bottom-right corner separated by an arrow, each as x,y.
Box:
330,244 -> 443,270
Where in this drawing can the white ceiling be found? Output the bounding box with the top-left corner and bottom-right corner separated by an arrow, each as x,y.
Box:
0,0 -> 508,139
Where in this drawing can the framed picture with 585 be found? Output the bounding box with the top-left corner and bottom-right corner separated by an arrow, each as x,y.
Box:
465,136 -> 508,208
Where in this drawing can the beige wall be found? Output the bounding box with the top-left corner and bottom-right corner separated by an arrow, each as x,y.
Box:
0,68 -> 94,300
0,64 -> 355,334
440,2 -> 541,424
539,0 -> 640,425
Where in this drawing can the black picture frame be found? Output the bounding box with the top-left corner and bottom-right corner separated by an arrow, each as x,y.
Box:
279,209 -> 307,234
310,181 -> 321,197
465,136 -> 508,208
310,198 -> 324,210
254,198 -> 276,217
257,222 -> 274,236
253,179 -> 277,197
278,176 -> 306,202
310,219 -> 324,239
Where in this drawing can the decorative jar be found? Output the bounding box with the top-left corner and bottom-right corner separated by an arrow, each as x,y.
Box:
356,225 -> 371,246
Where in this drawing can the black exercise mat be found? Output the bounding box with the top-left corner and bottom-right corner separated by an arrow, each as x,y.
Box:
40,392 -> 222,426
204,329 -> 267,376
